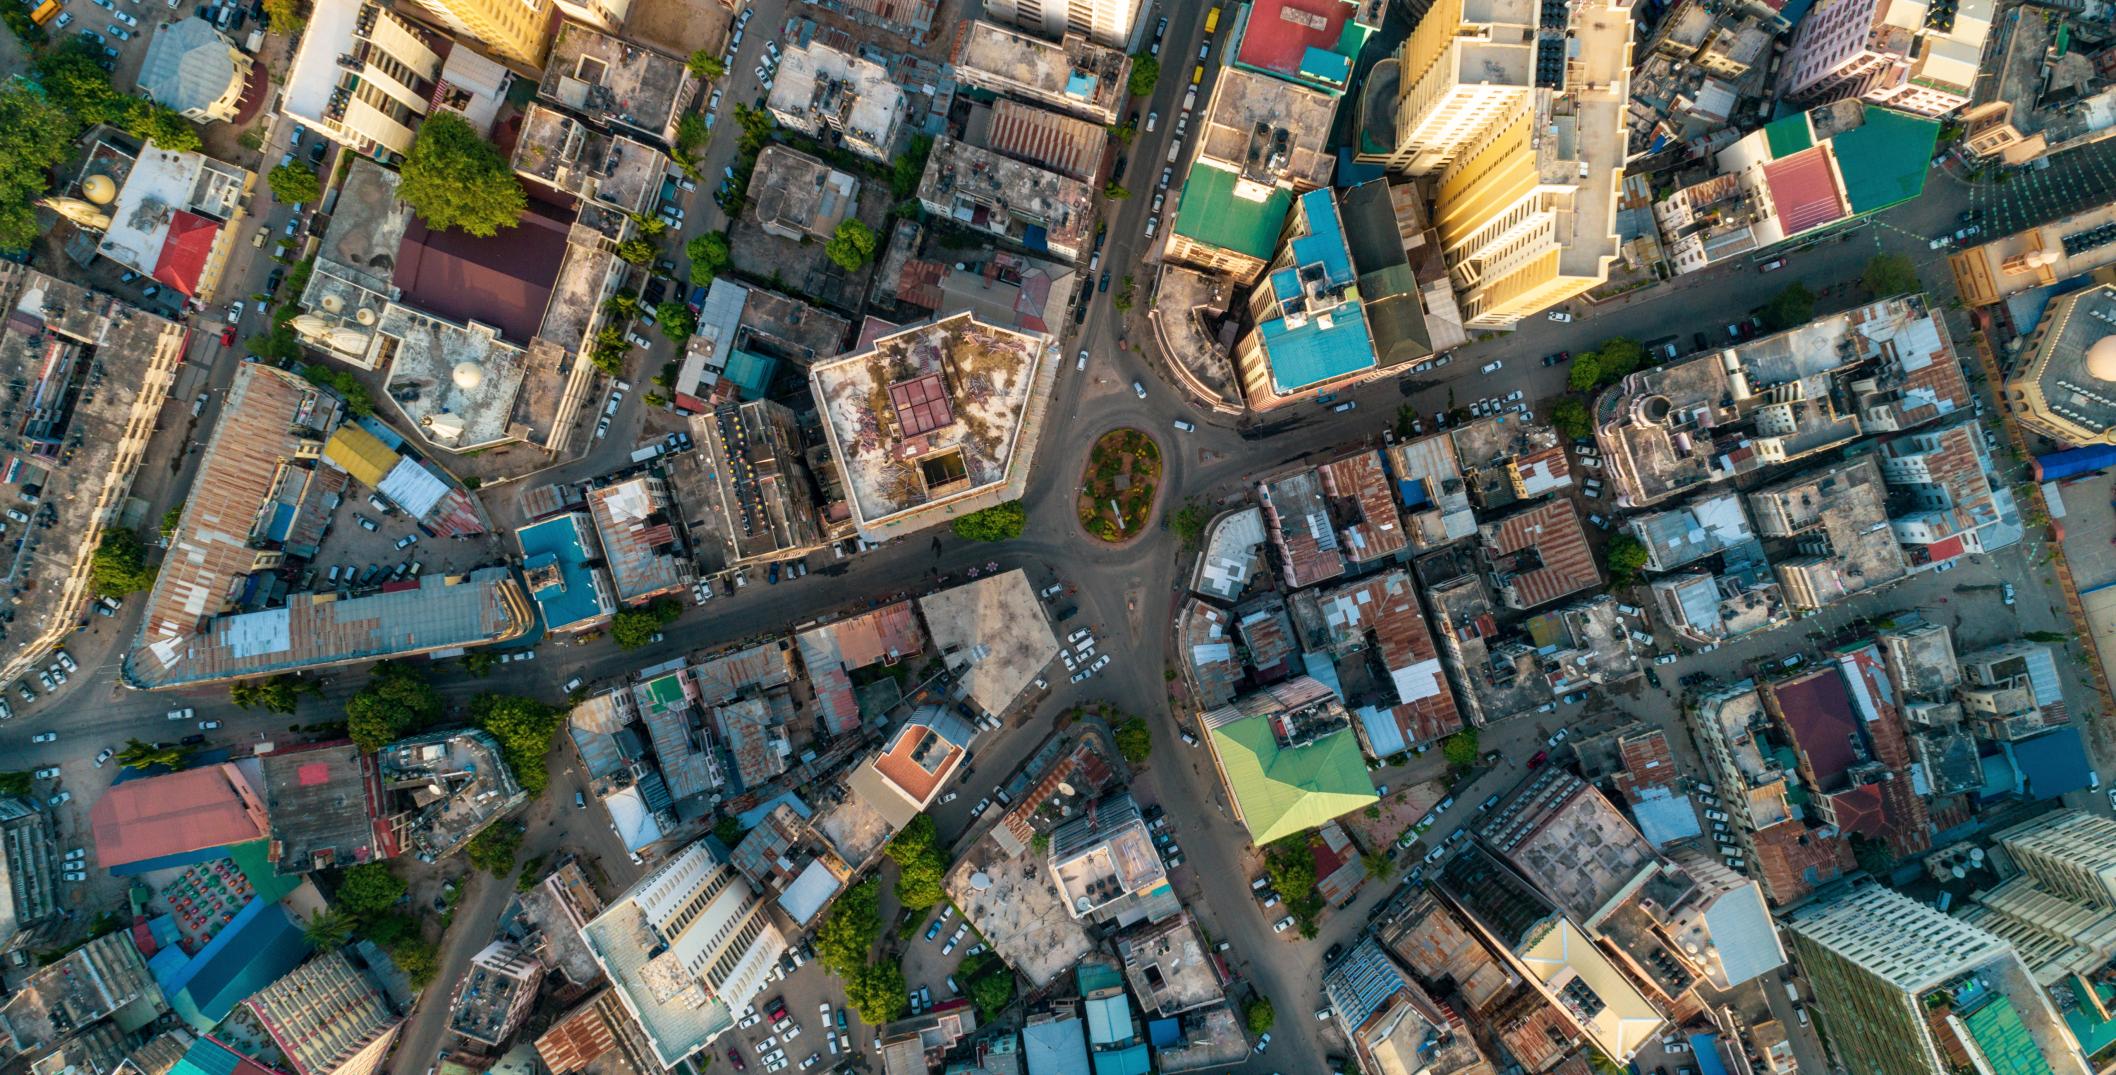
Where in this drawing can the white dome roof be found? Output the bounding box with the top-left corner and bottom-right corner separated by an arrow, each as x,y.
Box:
452,361 -> 485,391
82,174 -> 117,205
2088,336 -> 2116,382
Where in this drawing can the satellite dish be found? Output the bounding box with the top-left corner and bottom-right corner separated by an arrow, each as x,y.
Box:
1970,848 -> 1985,863
1057,781 -> 1076,796
1074,896 -> 1091,912
969,872 -> 993,890
1952,866 -> 1966,879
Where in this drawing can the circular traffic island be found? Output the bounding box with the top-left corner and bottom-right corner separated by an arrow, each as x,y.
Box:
1077,428 -> 1163,543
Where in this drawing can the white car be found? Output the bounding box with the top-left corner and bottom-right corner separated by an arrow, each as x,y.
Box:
1272,915 -> 1294,933
1076,349 -> 1088,371
1547,310 -> 1573,322
1133,380 -> 1148,399
1090,654 -> 1110,672
1480,360 -> 1503,374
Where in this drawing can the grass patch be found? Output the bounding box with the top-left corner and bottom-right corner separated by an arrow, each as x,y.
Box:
1076,428 -> 1161,542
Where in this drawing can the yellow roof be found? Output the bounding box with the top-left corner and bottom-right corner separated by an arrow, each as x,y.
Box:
323,425 -> 396,487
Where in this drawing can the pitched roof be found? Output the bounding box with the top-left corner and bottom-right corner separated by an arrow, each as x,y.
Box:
1171,167 -> 1293,259
1761,147 -> 1846,235
91,765 -> 270,869
153,211 -> 218,297
1210,713 -> 1376,845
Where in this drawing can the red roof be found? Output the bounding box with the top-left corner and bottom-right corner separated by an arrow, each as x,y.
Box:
1824,784 -> 1887,837
1917,534 -> 1967,564
90,765 -> 270,868
1770,669 -> 1860,789
1762,147 -> 1847,236
153,211 -> 219,297
1236,0 -> 1350,78
392,195 -> 572,344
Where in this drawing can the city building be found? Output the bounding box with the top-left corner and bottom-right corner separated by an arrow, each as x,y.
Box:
1778,0 -> 1992,117
1958,641 -> 2069,740
2004,283 -> 2116,447
245,951 -> 402,1075
448,942 -> 545,1047
0,799 -> 59,957
1201,676 -> 1378,845
1686,682 -> 1856,904
1226,0 -> 1376,96
1783,884 -> 2091,1075
538,23 -> 698,147
579,840 -> 788,1068
89,764 -> 269,875
0,932 -> 165,1064
846,707 -> 978,828
947,22 -> 1130,124
676,400 -> 828,571
669,276 -> 851,409
282,0 -> 444,156
377,730 -> 528,860
1999,810 -> 2116,911
535,989 -> 662,1075
1324,938 -> 1489,1075
766,42 -> 904,161
1597,294 -> 1968,507
0,265 -> 186,689
749,147 -> 860,242
916,137 -> 1094,262
1337,177 -> 1467,364
585,476 -> 693,605
1654,101 -> 1940,272
1289,569 -> 1464,756
1625,494 -> 1757,573
1747,457 -> 1909,611
256,742 -> 390,874
1161,166 -> 1294,283
511,103 -> 662,216
83,140 -> 251,302
808,313 -> 1055,539
966,98 -> 1110,183
405,0 -> 554,70
1479,499 -> 1602,610
1115,915 -> 1225,1018
1230,189 -> 1379,409
516,512 -> 619,635
137,18 -> 254,123
1046,793 -> 1176,925
1354,0 -> 1536,174
1477,768 -> 1658,926
1161,66 -> 1339,282
1256,466 -> 1346,589
980,0 -> 1141,51
1876,421 -> 2022,567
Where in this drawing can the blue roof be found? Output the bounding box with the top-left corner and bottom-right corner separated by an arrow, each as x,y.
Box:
516,516 -> 609,632
1023,1016 -> 1091,1075
1090,1044 -> 1150,1075
1690,1035 -> 1730,1075
1288,190 -> 1354,287
1298,46 -> 1351,86
723,349 -> 777,401
172,1036 -> 275,1075
110,845 -> 242,878
156,897 -> 311,1030
1357,705 -> 1407,758
1146,1019 -> 1180,1049
1260,190 -> 1375,393
1396,478 -> 1429,508
2011,726 -> 2092,800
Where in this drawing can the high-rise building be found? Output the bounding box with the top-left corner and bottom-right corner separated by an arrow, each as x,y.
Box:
243,951 -> 402,1075
1355,0 -> 1536,175
1783,884 -> 2091,1075
409,0 -> 555,70
448,942 -> 546,1047
1778,0 -> 1991,118
980,0 -> 1142,51
2000,810 -> 2116,909
0,798 -> 60,957
580,841 -> 788,1068
282,1 -> 444,156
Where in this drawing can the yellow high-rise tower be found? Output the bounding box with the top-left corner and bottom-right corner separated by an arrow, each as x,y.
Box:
412,0 -> 554,70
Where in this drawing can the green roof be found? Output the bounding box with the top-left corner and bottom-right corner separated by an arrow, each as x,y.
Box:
1211,716 -> 1377,845
1172,167 -> 1293,260
1764,114 -> 1813,157
1830,107 -> 1940,215
1960,995 -> 2050,1075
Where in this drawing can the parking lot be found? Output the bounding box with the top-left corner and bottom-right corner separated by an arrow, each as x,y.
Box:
718,951 -> 861,1074
302,484 -> 508,595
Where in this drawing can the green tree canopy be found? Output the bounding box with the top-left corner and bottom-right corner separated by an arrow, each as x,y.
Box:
91,529 -> 157,597
891,134 -> 933,199
0,80 -> 83,247
34,41 -> 130,126
116,738 -> 188,770
334,863 -> 407,916
1760,282 -> 1815,331
230,674 -> 319,714
267,164 -> 321,206
616,236 -> 656,266
1103,182 -> 1130,200
1114,717 -> 1152,765
125,101 -> 202,152
814,877 -> 881,976
0,772 -> 29,797
1245,997 -> 1275,1035
1441,728 -> 1480,769
886,815 -> 952,910
1128,54 -> 1160,97
612,608 -> 664,650
846,960 -> 908,1025
1605,532 -> 1650,584
685,231 -> 732,278
261,0 -> 307,30
1263,837 -> 1322,928
686,50 -> 727,80
397,112 -> 526,237
1863,253 -> 1920,297
967,966 -> 1015,1020
472,693 -> 565,795
345,660 -> 442,751
303,909 -> 354,949
1566,354 -> 1604,392
654,301 -> 696,341
1170,499 -> 1208,547
950,500 -> 1026,541
465,822 -> 524,876
824,219 -> 879,271
1551,396 -> 1592,440
1596,338 -> 1645,380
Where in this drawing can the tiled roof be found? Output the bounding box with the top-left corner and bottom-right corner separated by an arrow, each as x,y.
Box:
152,211 -> 217,297
1481,500 -> 1600,608
1761,147 -> 1847,235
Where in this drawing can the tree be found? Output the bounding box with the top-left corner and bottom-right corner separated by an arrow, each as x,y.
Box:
824,219 -> 878,271
115,738 -> 188,770
1863,253 -> 1920,297
630,213 -> 668,238
463,651 -> 497,677
0,772 -> 29,797
950,500 -> 1026,541
1567,353 -> 1604,392
261,0 -> 306,30
1128,54 -> 1160,97
230,675 -> 319,713
685,231 -> 732,278
124,101 -> 202,151
346,661 -> 442,751
91,529 -> 157,597
267,164 -> 320,205
472,693 -> 566,795
33,41 -> 129,126
1551,396 -> 1592,440
465,822 -> 524,876
846,960 -> 908,1024
655,301 -> 696,341
303,909 -> 354,949
1103,182 -> 1131,200
603,292 -> 642,322
1263,837 -> 1321,927
1441,728 -> 1480,770
1245,997 -> 1275,1035
814,878 -> 881,976
386,933 -> 439,986
887,815 -> 952,910
1596,337 -> 1645,380
1114,717 -> 1152,765
616,236 -> 656,266
712,815 -> 744,846
160,503 -> 185,537
1170,499 -> 1208,548
967,967 -> 1015,1020
397,112 -> 526,238
300,364 -> 374,416
612,608 -> 664,650
686,49 -> 727,80
0,84 -> 74,248
891,134 -> 932,199
1605,532 -> 1649,585
1760,281 -> 1815,331
334,863 -> 406,917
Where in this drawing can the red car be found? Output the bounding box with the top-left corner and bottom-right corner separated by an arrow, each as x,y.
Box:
219,326 -> 236,347
1528,750 -> 1548,769
727,1048 -> 745,1071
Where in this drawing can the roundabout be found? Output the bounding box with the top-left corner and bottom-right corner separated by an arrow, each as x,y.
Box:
1075,427 -> 1164,543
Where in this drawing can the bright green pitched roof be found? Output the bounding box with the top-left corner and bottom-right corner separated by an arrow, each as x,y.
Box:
1830,107 -> 1939,215
1172,167 -> 1293,260
1211,716 -> 1377,845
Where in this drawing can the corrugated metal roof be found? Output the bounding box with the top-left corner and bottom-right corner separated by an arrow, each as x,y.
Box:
323,425 -> 398,489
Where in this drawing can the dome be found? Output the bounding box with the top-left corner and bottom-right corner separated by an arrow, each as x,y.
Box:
320,294 -> 343,313
2029,248 -> 2059,268
452,361 -> 485,391
355,307 -> 377,326
2089,336 -> 2116,382
82,174 -> 116,204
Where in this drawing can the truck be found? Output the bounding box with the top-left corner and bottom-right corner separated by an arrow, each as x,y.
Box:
29,0 -> 59,24
629,443 -> 666,464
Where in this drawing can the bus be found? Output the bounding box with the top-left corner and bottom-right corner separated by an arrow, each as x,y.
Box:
1204,4 -> 1221,32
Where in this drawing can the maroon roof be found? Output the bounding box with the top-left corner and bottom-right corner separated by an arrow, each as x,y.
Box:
1236,0 -> 1351,78
1824,784 -> 1886,837
392,195 -> 573,344
888,373 -> 954,437
1773,669 -> 1860,789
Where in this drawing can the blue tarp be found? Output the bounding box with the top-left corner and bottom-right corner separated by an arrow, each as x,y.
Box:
2011,726 -> 2093,800
2034,443 -> 2116,482
1396,478 -> 1429,508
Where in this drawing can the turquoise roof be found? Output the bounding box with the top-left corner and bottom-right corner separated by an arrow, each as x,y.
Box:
516,516 -> 609,632
1090,1044 -> 1151,1075
1829,107 -> 1939,215
723,348 -> 777,400
1260,190 -> 1375,393
1171,167 -> 1293,259
1763,113 -> 1812,157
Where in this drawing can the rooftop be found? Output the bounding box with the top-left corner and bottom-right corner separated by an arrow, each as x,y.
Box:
392,192 -> 574,347
1253,189 -> 1376,395
1115,915 -> 1225,1017
765,41 -> 904,157
1230,0 -> 1373,94
256,742 -> 385,874
918,568 -> 1058,717
1176,600 -> 1241,710
2013,284 -> 2116,443
1196,67 -> 1338,190
377,305 -> 531,450
1381,433 -> 1476,549
946,833 -> 1095,989
586,476 -> 690,604
539,24 -> 697,145
1292,570 -> 1462,754
93,143 -> 248,298
535,990 -> 659,1075
1626,493 -> 1756,572
809,313 -> 1052,535
1479,768 -> 1658,925
948,22 -> 1130,123
1192,505 -> 1266,601
517,514 -> 617,633
137,18 -> 245,118
917,137 -> 1095,259
1202,677 -> 1377,844
1748,456 -> 1909,605
1048,795 -> 1170,920
1480,499 -> 1601,609
1171,166 -> 1295,263
751,146 -> 860,242
1257,467 -> 1345,589
378,729 -> 527,859
970,99 -> 1109,184
90,764 -> 269,873
512,103 -> 661,215
864,708 -> 977,820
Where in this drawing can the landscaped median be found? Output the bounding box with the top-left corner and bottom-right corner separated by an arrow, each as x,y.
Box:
1077,428 -> 1162,542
